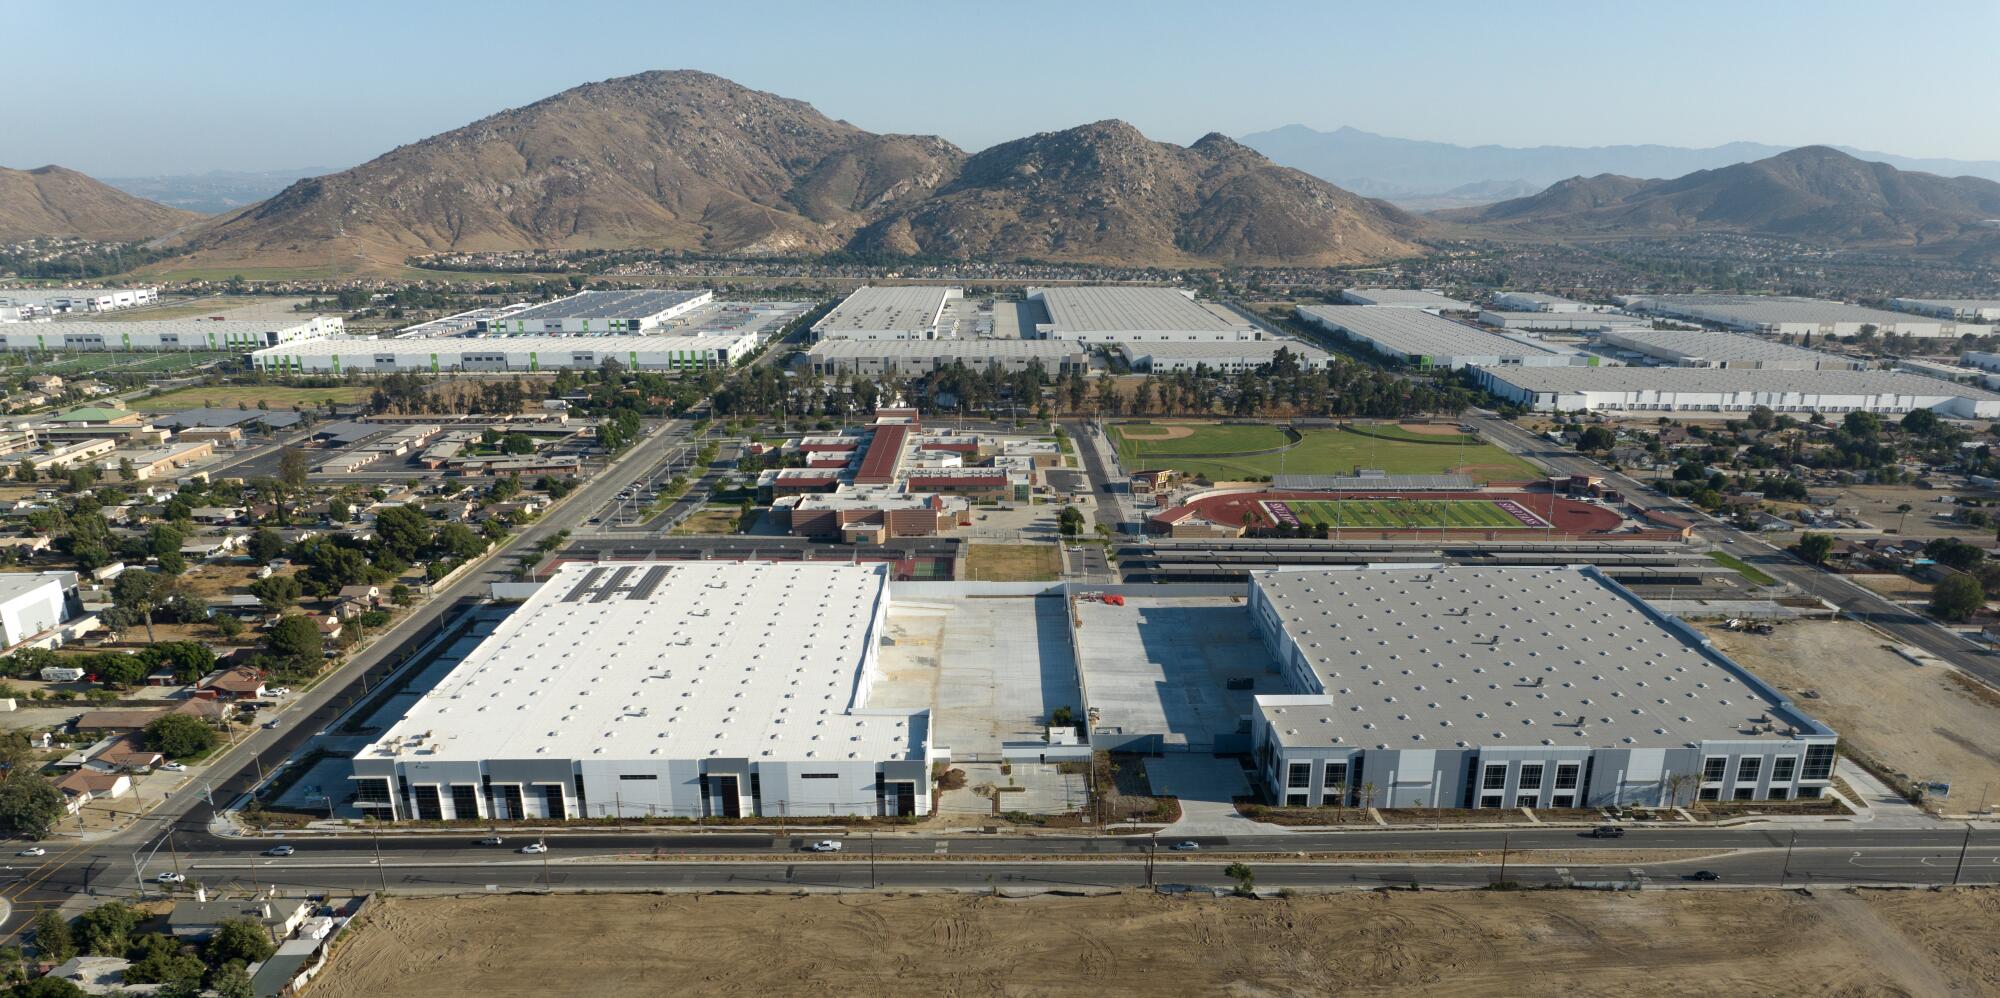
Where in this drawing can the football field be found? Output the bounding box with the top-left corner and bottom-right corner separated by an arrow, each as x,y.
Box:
1264,497 -> 1548,530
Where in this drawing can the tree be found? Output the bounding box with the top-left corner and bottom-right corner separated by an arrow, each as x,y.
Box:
268,614 -> 322,664
247,528 -> 286,564
372,505 -> 431,562
13,458 -> 35,484
29,911 -> 74,963
112,571 -> 160,644
1931,574 -> 1984,622
210,962 -> 254,998
117,457 -> 138,482
249,574 -> 301,611
389,583 -> 414,607
212,612 -> 244,640
1896,503 -> 1914,533
277,446 -> 309,488
72,902 -> 141,957
1924,537 -> 1986,572
144,714 -> 216,759
1901,408 -> 1940,436
155,548 -> 186,576
501,432 -> 534,455
1224,862 -> 1255,895
124,933 -> 204,987
1796,532 -> 1834,565
204,919 -> 274,968
12,976 -> 86,998
1577,426 -> 1615,452
1058,506 -> 1085,537
328,496 -> 351,523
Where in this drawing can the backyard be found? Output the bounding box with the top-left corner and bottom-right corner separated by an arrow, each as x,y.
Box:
1112,421 -> 1538,483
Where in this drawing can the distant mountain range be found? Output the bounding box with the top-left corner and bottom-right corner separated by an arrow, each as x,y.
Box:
101,168 -> 340,215
143,71 -> 1420,274
1438,146 -> 2000,262
1239,124 -> 2000,207
0,165 -> 201,242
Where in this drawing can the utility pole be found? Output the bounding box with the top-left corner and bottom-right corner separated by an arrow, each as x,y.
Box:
541,839 -> 551,891
1497,830 -> 1511,886
868,831 -> 877,890
1952,823 -> 1973,886
168,830 -> 181,878
1780,829 -> 1796,888
371,819 -> 387,893
1146,832 -> 1156,888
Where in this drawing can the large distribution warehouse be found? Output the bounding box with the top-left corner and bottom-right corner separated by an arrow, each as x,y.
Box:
249,332 -> 759,374
1477,366 -> 2000,417
1249,566 -> 1838,809
1117,339 -> 1332,373
813,286 -> 962,340
1297,304 -> 1589,370
1594,327 -> 1865,370
351,561 -> 935,821
806,338 -> 1085,377
475,290 -> 713,334
1620,295 -> 1971,339
0,316 -> 343,353
1338,288 -> 1473,311
1027,286 -> 1260,342
1888,297 -> 2000,322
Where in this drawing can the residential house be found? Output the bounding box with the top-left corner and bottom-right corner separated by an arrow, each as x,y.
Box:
73,708 -> 167,736
336,584 -> 380,605
167,896 -> 314,942
200,666 -> 268,701
55,768 -> 131,810
91,734 -> 163,772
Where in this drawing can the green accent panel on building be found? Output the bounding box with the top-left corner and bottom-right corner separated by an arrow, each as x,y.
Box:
529,351 -> 539,372
1587,356 -> 1600,367
430,353 -> 440,373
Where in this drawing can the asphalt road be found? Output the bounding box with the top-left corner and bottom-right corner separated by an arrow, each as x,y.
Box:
1469,411 -> 2000,691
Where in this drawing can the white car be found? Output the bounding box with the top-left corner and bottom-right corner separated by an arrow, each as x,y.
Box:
17,847 -> 45,857
804,840 -> 843,853
268,688 -> 292,698
161,763 -> 188,772
157,871 -> 185,884
519,842 -> 548,854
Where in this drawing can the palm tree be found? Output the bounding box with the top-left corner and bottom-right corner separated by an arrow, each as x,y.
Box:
1896,503 -> 1913,533
1360,781 -> 1379,812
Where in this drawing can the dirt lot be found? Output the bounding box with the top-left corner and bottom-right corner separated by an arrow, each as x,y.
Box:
963,543 -> 1060,581
1703,619 -> 2000,805
314,888 -> 2000,997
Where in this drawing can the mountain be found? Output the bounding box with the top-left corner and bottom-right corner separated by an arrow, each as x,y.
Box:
1239,125 -> 2000,205
0,165 -> 203,242
166,71 -> 967,273
1440,147 -> 2000,257
161,72 -> 1421,274
102,168 -> 343,215
851,122 -> 1425,266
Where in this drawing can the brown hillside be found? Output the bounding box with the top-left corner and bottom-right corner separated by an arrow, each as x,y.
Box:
0,165 -> 202,242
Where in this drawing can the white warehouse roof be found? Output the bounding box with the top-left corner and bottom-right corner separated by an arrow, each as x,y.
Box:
1595,327 -> 1863,369
1339,289 -> 1473,310
1299,305 -> 1569,365
1028,286 -> 1254,337
814,286 -> 960,337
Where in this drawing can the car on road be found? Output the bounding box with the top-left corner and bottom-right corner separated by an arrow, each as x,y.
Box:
1169,841 -> 1200,851
262,720 -> 281,729
803,840 -> 843,853
478,836 -> 504,846
519,842 -> 548,854
157,872 -> 185,884
268,687 -> 292,697
17,847 -> 44,857
162,762 -> 188,772
265,845 -> 295,856
1688,870 -> 1722,881
1587,825 -> 1625,839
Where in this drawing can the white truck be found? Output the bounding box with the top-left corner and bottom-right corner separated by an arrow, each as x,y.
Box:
39,667 -> 84,683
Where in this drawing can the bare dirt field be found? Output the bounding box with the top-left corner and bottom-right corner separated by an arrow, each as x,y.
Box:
313,888 -> 2000,997
1703,619 -> 2000,804
1115,422 -> 1196,440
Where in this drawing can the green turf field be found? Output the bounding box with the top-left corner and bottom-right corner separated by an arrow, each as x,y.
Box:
1270,498 -> 1545,530
1112,422 -> 1539,482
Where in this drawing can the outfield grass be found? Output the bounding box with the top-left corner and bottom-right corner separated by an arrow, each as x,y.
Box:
138,384 -> 372,411
1113,422 -> 1538,483
964,543 -> 1061,582
1276,498 -> 1538,530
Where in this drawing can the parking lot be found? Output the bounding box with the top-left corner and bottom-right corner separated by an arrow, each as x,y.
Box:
876,595 -> 1080,757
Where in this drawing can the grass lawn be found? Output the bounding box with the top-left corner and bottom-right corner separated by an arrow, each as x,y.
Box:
964,543 -> 1061,582
1273,498 -> 1540,530
669,506 -> 744,536
1709,550 -> 1777,586
1,351 -> 231,378
1113,422 -> 1538,483
137,384 -> 372,411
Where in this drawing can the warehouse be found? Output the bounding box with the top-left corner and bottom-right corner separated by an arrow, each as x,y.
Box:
1477,366 -> 2000,417
1297,305 -> 1587,370
1338,288 -> 1472,311
1248,565 -> 1838,808
0,573 -> 68,651
1478,311 -> 1648,333
806,338 -> 1085,377
1488,291 -> 1606,313
0,287 -> 158,313
1,316 -> 342,353
812,286 -> 962,340
350,561 -> 934,820
249,333 -> 758,375
475,290 -> 713,334
1619,295 -> 1968,339
1594,327 -> 1864,370
1027,286 -> 1260,342
1888,298 -> 2000,322
1117,339 -> 1332,373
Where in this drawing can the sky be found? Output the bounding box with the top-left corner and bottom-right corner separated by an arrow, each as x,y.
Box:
4,0 -> 1996,177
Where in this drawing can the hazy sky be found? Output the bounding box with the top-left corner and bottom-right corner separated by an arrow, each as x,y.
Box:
5,0 -> 1996,176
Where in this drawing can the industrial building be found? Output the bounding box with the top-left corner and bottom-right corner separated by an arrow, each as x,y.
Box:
349,561 -> 934,820
1027,287 -> 1260,342
1117,339 -> 1332,373
0,573 -> 69,651
1619,295 -> 1970,339
1476,366 -> 2000,417
475,290 -> 713,335
1297,305 -> 1589,370
1478,311 -> 1648,333
395,303 -> 537,338
805,338 -> 1085,377
249,333 -> 760,375
1887,298 -> 2000,322
1338,288 -> 1472,311
1248,565 -> 1838,808
1488,292 -> 1606,313
1,316 -> 342,353
812,286 -> 962,340
1594,327 -> 1864,370
0,287 -> 158,313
